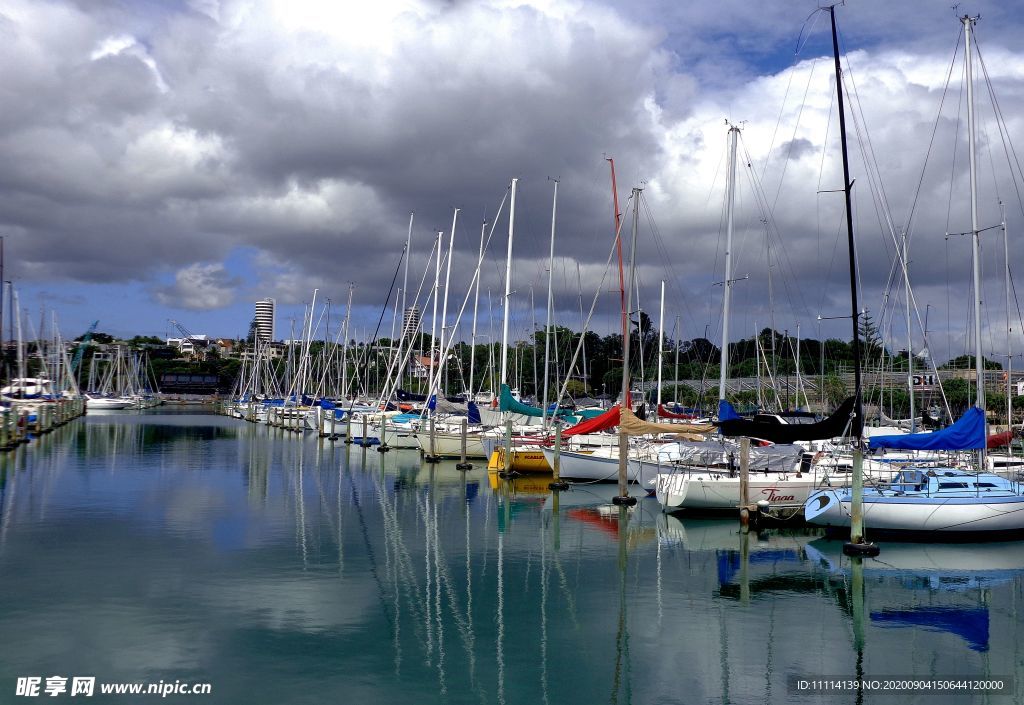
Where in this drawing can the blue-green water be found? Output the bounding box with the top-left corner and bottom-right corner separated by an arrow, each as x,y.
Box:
0,410 -> 1021,704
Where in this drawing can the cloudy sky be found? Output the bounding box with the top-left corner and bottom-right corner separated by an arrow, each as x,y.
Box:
4,0 -> 1024,363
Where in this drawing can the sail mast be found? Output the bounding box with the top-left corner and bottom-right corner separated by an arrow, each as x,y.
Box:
469,221 -> 485,397
719,124 -> 739,406
829,5 -> 874,554
499,179 -> 517,390
607,158 -> 630,408
614,187 -> 642,505
542,179 -> 558,427
1003,204 -> 1013,434
903,232 -> 915,432
657,280 -> 665,410
964,15 -> 987,471
439,209 -> 458,396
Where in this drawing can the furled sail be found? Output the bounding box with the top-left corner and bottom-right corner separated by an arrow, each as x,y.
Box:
619,408 -> 714,438
718,396 -> 858,443
868,406 -> 985,451
498,384 -> 574,418
561,406 -> 620,437
658,403 -> 697,420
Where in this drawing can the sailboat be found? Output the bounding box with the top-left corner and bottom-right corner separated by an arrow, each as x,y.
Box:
804,15 -> 1024,537
654,117 -> 861,512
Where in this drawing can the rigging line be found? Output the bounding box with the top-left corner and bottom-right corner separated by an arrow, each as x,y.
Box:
944,55 -> 967,240
552,192 -> 635,407
901,28 -> 962,239
976,43 -> 1024,221
739,136 -> 814,323
768,58 -> 821,213
793,6 -> 827,57
639,194 -> 698,333
842,50 -> 898,245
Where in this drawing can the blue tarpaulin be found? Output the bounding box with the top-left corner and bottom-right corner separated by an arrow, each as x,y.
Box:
868,406 -> 986,451
717,399 -> 741,422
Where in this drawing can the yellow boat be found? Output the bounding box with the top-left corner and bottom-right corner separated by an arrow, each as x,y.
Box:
487,446 -> 552,473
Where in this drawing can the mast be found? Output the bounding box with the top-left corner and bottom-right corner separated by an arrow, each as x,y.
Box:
607,158 -> 630,408
341,284 -> 353,398
439,209 -> 458,396
657,280 -> 665,410
719,124 -> 740,405
577,263 -> 588,392
403,213 -> 413,335
542,179 -> 558,426
674,316 -> 680,405
902,232 -> 915,432
469,221 -> 485,397
615,186 -> 642,505
428,230 -> 442,398
499,179 -> 517,390
1003,204 -> 1013,433
964,15 -> 986,471
830,5 -> 871,554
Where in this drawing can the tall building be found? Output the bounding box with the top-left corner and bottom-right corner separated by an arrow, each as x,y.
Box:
401,306 -> 421,343
254,298 -> 275,344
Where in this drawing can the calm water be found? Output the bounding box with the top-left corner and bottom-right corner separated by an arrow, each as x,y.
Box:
0,410 -> 1021,704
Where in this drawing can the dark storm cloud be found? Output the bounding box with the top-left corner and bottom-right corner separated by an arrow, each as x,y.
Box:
1,0 -> 1024,360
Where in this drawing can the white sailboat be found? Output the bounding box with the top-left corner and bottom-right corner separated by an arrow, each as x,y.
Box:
804,15 -> 1024,538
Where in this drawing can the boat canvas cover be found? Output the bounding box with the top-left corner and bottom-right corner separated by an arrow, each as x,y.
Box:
668,440 -> 803,471
498,384 -> 574,418
561,406 -> 620,437
718,399 -> 741,421
658,404 -> 697,420
868,406 -> 985,451
429,396 -> 468,415
718,396 -> 858,444
619,408 -> 714,439
987,430 -> 1014,448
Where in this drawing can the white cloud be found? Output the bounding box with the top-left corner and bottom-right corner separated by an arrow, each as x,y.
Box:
155,262 -> 239,310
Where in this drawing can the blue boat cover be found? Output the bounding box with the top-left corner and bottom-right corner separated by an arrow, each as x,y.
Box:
872,607 -> 988,652
717,399 -> 741,422
868,406 -> 985,451
467,401 -> 481,424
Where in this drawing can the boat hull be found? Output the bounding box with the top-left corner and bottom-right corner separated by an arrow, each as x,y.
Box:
655,470 -> 824,511
805,489 -> 1024,533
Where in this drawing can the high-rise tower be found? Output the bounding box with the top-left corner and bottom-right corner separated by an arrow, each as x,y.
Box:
254,298 -> 275,344
401,306 -> 420,343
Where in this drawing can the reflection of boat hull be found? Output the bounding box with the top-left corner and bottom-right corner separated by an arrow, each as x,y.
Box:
805,488 -> 1024,534
805,538 -> 1024,575
655,471 -> 825,510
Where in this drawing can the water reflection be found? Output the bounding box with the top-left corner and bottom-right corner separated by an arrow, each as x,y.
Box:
0,412 -> 1020,703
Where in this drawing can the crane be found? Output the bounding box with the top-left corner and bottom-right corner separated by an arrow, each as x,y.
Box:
70,320 -> 99,375
167,319 -> 211,359
167,319 -> 199,342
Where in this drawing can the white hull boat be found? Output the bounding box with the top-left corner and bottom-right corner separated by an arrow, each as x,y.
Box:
805,468 -> 1024,534
540,447 -> 661,490
85,396 -> 133,410
655,470 -> 827,511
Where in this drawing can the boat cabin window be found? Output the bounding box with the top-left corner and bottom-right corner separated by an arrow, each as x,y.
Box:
895,470 -> 926,484
976,482 -> 999,488
937,482 -> 970,489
